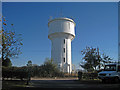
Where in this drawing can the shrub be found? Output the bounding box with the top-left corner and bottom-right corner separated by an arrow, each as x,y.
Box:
82,72 -> 98,80
2,66 -> 28,80
2,60 -> 65,80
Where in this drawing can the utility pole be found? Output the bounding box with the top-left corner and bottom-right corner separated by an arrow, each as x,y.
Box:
26,60 -> 32,85
118,1 -> 120,64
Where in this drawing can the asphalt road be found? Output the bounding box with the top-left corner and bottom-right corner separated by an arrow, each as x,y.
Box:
6,79 -> 120,90
30,80 -> 120,89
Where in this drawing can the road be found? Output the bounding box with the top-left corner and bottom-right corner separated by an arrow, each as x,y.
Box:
29,79 -> 120,89
6,79 -> 120,90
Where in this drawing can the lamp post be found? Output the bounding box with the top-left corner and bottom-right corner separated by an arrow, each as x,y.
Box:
26,60 -> 32,85
118,1 -> 120,64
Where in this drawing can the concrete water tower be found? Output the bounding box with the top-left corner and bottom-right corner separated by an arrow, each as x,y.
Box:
48,17 -> 76,73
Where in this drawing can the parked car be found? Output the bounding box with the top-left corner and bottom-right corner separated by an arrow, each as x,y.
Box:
98,63 -> 120,83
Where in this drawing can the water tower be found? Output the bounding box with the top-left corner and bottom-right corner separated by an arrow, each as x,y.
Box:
48,17 -> 76,73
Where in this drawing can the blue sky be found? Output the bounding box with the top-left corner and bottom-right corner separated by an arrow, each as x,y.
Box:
2,2 -> 118,69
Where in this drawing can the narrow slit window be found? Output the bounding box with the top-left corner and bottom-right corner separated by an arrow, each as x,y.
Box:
64,39 -> 65,44
64,48 -> 65,53
63,58 -> 65,62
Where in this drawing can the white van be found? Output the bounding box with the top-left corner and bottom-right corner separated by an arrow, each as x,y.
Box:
98,63 -> 120,82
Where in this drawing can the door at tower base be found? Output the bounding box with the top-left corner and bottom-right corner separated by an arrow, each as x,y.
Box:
64,63 -> 71,73
57,63 -> 71,73
48,17 -> 76,73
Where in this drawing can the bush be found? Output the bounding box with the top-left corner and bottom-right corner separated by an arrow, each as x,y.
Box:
82,72 -> 98,80
32,63 -> 64,78
2,66 -> 28,80
2,60 -> 65,80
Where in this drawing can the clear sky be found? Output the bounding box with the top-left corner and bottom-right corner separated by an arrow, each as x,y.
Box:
2,2 -> 118,69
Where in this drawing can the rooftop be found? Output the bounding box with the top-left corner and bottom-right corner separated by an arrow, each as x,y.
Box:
48,17 -> 76,27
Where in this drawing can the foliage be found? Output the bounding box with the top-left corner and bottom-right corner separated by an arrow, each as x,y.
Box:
80,46 -> 113,72
2,59 -> 64,80
27,60 -> 32,66
82,72 -> 98,80
2,16 -> 23,61
102,53 -> 113,66
80,46 -> 101,72
2,66 -> 28,80
32,58 -> 64,77
2,58 -> 12,67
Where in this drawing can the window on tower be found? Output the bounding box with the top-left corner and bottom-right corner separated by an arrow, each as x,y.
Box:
63,58 -> 65,62
64,48 -> 65,53
64,39 -> 65,44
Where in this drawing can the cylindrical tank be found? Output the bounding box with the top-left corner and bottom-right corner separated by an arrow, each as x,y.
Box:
48,17 -> 76,73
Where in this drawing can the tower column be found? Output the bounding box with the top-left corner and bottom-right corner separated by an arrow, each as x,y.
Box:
48,17 -> 76,73
66,39 -> 72,73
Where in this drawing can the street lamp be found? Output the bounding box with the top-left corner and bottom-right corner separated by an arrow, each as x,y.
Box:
26,60 -> 32,85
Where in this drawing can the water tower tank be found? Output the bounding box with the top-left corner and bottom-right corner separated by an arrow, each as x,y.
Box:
48,17 -> 76,73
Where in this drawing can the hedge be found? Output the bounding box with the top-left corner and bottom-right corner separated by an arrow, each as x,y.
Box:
2,65 -> 65,80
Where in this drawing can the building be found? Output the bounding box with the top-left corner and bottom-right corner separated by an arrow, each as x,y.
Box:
48,17 -> 76,73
